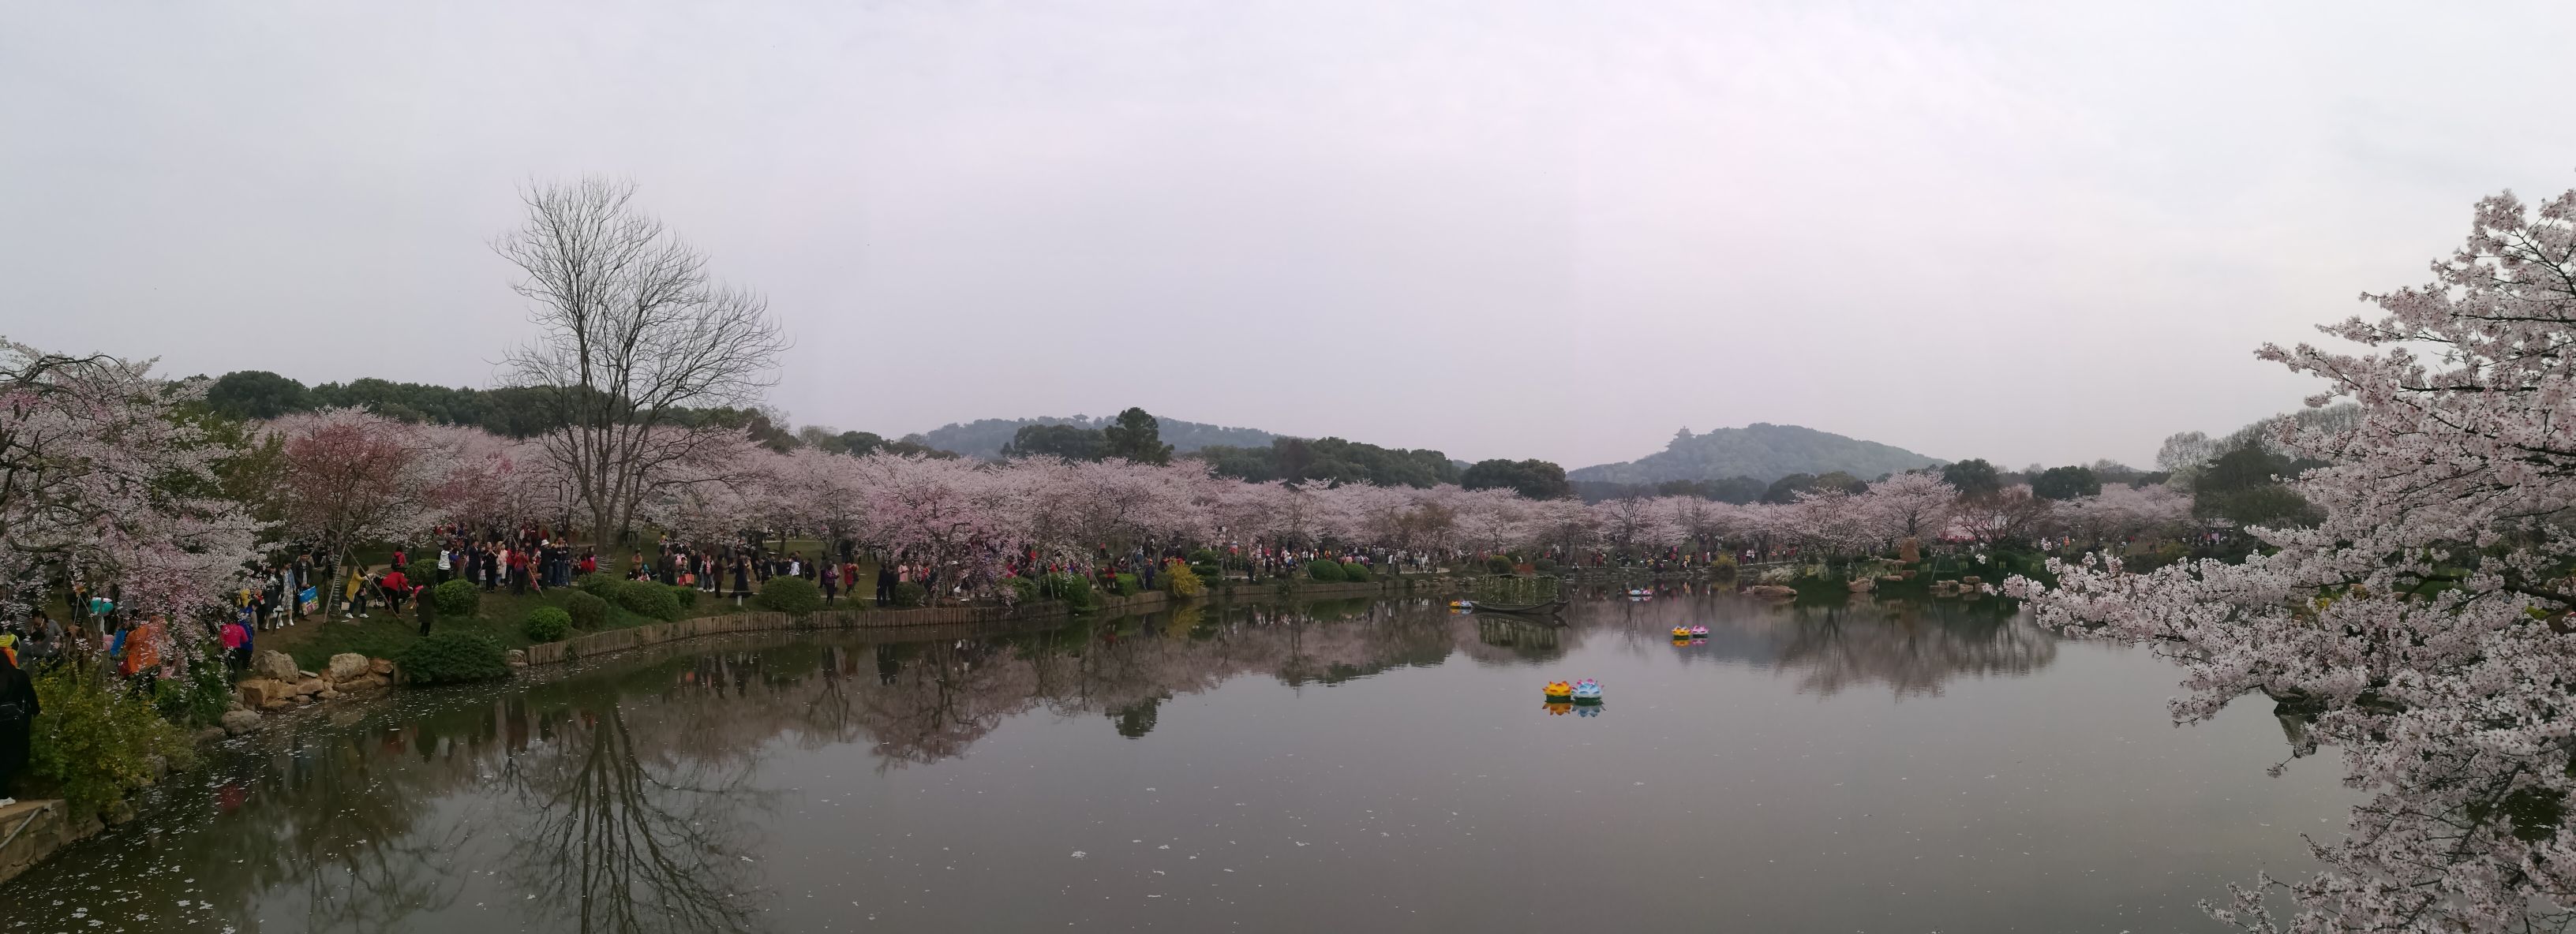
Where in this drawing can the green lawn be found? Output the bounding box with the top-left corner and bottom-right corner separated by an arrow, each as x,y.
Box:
258,581 -> 769,671
263,540 -> 882,671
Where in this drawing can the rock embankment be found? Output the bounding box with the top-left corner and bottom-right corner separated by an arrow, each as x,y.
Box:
225,651 -> 396,734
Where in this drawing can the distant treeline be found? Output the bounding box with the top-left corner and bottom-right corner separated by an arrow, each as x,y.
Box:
919,414 -> 1279,460
1576,458 -> 2174,505
200,370 -> 1587,498
998,412 -> 1577,499
199,370 -> 957,458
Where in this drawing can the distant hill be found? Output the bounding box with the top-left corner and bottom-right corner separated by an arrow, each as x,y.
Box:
916,416 -> 1282,461
1569,424 -> 1945,485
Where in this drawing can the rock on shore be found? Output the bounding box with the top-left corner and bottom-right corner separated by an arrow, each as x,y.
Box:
238,652 -> 397,711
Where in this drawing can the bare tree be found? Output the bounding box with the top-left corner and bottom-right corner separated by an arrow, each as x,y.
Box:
496,177 -> 788,544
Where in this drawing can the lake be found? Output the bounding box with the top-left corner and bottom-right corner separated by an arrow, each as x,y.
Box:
0,588 -> 2351,932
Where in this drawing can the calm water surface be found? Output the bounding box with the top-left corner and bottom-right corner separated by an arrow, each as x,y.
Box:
0,590 -> 2351,932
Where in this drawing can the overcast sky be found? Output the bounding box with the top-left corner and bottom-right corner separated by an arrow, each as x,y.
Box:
6,2 -> 2573,470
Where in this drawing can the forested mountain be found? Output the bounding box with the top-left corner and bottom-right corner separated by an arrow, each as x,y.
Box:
1568,424 -> 1944,486
916,416 -> 1279,460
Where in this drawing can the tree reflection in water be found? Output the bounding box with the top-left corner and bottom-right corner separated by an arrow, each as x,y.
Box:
1561,585 -> 2051,697
1768,598 -> 2054,697
497,697 -> 767,934
0,592 -> 2058,932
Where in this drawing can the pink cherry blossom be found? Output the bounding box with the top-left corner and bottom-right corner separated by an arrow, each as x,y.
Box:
2015,189 -> 2576,932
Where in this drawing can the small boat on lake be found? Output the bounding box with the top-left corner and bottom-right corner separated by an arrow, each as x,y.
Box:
1467,598 -> 1567,618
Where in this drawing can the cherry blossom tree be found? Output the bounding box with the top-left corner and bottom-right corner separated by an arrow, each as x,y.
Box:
1447,487 -> 1535,555
2014,189 -> 2576,932
848,454 -> 1017,602
2050,483 -> 2192,545
1661,495 -> 1737,552
1947,484 -> 2050,547
0,341 -> 260,627
421,424 -> 561,533
1595,495 -> 1679,555
1770,488 -> 1878,553
1862,471 -> 1956,543
268,409 -> 451,617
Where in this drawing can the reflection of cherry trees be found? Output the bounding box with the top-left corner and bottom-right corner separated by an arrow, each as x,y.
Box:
0,592 -> 2060,932
1559,591 -> 2053,698
1766,600 -> 2054,697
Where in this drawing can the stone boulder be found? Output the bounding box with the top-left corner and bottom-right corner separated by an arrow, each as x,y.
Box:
368,658 -> 394,677
220,709 -> 262,736
326,653 -> 369,682
237,678 -> 293,708
251,650 -> 299,682
1745,585 -> 1797,599
507,649 -> 528,669
1847,577 -> 1875,592
294,678 -> 328,697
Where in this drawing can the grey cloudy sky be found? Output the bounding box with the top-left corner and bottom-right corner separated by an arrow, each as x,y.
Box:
6,1 -> 2572,470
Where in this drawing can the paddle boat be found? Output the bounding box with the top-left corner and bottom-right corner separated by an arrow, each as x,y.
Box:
1670,626 -> 1691,639
1543,680 -> 1574,701
1570,678 -> 1603,703
1690,624 -> 1709,637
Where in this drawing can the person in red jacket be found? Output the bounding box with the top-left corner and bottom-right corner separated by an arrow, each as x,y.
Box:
381,567 -> 410,612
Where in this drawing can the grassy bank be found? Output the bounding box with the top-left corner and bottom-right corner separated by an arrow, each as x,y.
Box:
264,540 -> 882,671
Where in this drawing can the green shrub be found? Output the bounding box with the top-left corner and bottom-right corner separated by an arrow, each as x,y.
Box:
891,582 -> 927,607
1308,561 -> 1346,582
614,580 -> 683,621
1708,554 -> 1738,574
565,590 -> 609,629
1189,561 -> 1222,581
1485,555 -> 1516,575
399,632 -> 510,685
668,585 -> 698,609
523,607 -> 571,643
28,665 -> 191,819
576,574 -> 623,601
1042,573 -> 1097,612
152,641 -> 234,728
759,576 -> 824,614
1189,547 -> 1222,565
1161,562 -> 1206,597
1113,573 -> 1141,596
429,579 -> 480,618
1005,576 -> 1039,604
1533,558 -> 1559,573
1340,561 -> 1372,583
